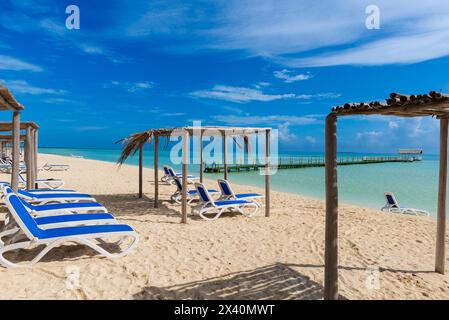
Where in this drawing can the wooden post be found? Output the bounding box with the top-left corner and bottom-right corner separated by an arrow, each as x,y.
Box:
223,131 -> 228,180
324,114 -> 339,300
181,130 -> 189,224
32,129 -> 38,187
154,135 -> 159,208
265,130 -> 270,217
200,130 -> 203,183
436,118 -> 448,274
138,145 -> 143,198
25,127 -> 33,190
11,111 -> 20,192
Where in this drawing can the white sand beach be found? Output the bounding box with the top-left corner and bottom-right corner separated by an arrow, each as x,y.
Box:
0,153 -> 448,300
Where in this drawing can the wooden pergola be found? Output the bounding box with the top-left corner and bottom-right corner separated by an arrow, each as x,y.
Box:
324,91 -> 449,300
0,85 -> 25,192
0,121 -> 39,189
118,126 -> 272,223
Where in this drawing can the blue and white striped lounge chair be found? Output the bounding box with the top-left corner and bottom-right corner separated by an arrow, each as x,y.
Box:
16,189 -> 97,205
381,192 -> 429,216
217,179 -> 264,207
19,173 -> 65,190
0,193 -> 139,268
170,177 -> 219,204
2,186 -> 107,217
42,163 -> 70,172
192,183 -> 258,221
167,166 -> 199,185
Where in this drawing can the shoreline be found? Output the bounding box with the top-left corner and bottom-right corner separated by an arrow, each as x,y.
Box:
0,153 -> 447,299
39,151 -> 437,217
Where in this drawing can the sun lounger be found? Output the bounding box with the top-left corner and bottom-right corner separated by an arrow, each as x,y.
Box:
167,166 -> 199,185
1,186 -> 107,217
0,193 -> 139,268
217,179 -> 264,206
170,177 -> 219,204
18,173 -> 65,190
192,183 -> 258,221
16,189 -> 97,205
42,163 -> 70,171
381,192 -> 429,216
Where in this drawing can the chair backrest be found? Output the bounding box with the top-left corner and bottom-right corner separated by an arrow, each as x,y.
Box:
18,174 -> 26,183
385,192 -> 399,208
168,167 -> 176,177
195,183 -> 212,204
3,186 -> 33,209
217,179 -> 234,197
163,166 -> 170,175
173,177 -> 183,192
5,193 -> 42,239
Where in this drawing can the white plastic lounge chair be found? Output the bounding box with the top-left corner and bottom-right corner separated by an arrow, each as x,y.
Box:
42,163 -> 70,171
161,165 -> 172,183
167,166 -> 199,185
381,192 -> 429,216
170,177 -> 219,204
18,173 -> 65,190
0,181 -> 75,194
192,183 -> 258,221
0,193 -> 139,268
2,186 -> 107,217
16,189 -> 97,205
217,179 -> 264,207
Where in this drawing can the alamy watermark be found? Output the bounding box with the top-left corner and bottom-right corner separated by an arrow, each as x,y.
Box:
167,121 -> 279,176
66,5 -> 80,30
366,5 -> 381,30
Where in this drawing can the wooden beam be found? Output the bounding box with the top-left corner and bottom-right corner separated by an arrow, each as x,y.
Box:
181,131 -> 189,223
32,129 -> 38,187
200,130 -> 203,183
154,135 -> 159,208
11,111 -> 20,192
25,127 -> 32,190
265,130 -> 270,217
223,131 -> 228,180
436,118 -> 448,274
138,145 -> 143,198
324,114 -> 339,300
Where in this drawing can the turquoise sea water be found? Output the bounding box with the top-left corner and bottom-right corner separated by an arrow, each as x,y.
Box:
39,147 -> 441,216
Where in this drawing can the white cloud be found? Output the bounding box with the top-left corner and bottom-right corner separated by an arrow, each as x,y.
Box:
356,131 -> 384,140
389,121 -> 399,129
1,80 -> 65,95
191,85 -> 339,103
277,122 -> 299,142
305,136 -> 317,144
0,55 -> 42,72
273,69 -> 312,83
213,114 -> 320,126
118,0 -> 449,67
72,126 -> 108,132
191,85 -> 295,103
109,81 -> 154,92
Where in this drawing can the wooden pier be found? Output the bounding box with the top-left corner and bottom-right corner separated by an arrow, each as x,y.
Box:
204,155 -> 422,173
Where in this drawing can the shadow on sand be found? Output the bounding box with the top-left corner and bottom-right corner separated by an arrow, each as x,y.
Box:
133,263 -> 346,300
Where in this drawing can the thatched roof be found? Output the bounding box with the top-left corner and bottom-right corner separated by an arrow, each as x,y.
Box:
332,91 -> 449,118
0,83 -> 24,111
117,126 -> 271,165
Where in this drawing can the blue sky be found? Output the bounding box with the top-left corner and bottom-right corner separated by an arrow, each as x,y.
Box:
1,0 -> 449,153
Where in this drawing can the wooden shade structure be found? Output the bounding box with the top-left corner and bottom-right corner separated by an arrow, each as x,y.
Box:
118,126 -> 272,223
0,84 -> 25,192
324,91 -> 449,300
0,122 -> 39,190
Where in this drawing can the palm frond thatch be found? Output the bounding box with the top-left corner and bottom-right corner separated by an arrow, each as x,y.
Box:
117,128 -> 179,165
